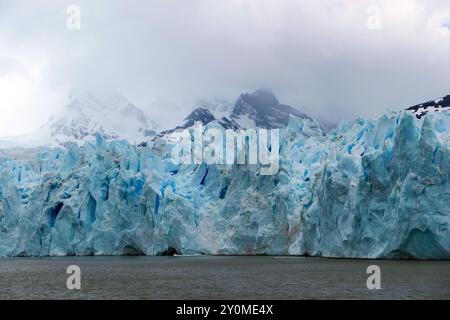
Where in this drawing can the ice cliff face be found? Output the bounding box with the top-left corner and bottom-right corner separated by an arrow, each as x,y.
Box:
0,110 -> 449,259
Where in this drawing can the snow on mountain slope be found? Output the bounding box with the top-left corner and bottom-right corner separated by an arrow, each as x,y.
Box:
167,106 -> 240,132
163,90 -> 313,134
0,89 -> 316,148
48,92 -> 158,145
407,95 -> 450,118
0,92 -> 158,148
231,89 -> 312,129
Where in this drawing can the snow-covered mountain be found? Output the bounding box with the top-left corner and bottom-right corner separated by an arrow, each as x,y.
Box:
231,89 -> 311,128
163,89 -> 312,134
0,92 -> 158,148
1,89 -> 310,148
407,95 -> 450,118
161,106 -> 239,135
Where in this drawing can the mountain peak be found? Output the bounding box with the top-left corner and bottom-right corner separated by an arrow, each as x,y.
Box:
236,89 -> 279,110
231,89 -> 311,129
66,91 -> 131,113
0,91 -> 159,148
51,91 -> 158,145
160,89 -> 313,134
183,107 -> 216,127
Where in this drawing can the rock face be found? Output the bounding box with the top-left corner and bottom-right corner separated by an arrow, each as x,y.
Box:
231,89 -> 311,129
167,89 -> 312,133
161,107 -> 240,135
0,110 -> 449,259
407,95 -> 450,119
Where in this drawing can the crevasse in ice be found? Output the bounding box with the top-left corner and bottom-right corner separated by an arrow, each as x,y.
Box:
0,111 -> 449,258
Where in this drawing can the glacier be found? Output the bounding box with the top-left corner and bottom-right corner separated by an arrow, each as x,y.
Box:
0,110 -> 449,259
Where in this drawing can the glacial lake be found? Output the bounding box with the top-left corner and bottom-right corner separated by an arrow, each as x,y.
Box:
0,256 -> 449,299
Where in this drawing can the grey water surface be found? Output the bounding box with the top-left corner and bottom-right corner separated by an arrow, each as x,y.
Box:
0,256 -> 449,299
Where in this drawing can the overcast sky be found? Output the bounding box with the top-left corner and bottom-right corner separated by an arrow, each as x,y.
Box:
0,0 -> 449,135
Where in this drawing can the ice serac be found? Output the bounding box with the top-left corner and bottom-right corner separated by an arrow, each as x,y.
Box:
0,111 -> 449,259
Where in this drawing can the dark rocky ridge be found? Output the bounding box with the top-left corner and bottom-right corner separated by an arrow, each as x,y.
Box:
406,95 -> 450,119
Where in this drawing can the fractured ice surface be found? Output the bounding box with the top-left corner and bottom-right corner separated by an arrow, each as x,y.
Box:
0,111 -> 449,258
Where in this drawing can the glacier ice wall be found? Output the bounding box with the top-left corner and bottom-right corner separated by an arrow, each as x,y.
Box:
0,111 -> 449,259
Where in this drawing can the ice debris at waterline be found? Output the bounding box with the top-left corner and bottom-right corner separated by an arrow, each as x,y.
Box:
0,111 -> 449,259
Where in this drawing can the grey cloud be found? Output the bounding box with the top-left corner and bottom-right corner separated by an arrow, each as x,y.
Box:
0,0 -> 449,135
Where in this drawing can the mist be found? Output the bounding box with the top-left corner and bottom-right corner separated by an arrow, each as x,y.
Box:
0,0 -> 449,135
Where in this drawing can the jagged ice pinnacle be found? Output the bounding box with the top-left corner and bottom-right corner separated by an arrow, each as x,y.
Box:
0,110 -> 449,259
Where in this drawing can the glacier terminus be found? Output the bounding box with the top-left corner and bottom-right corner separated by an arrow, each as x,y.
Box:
1,100 -> 449,259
